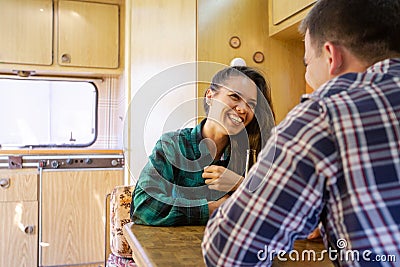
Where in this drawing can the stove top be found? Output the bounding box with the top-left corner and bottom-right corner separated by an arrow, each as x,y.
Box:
0,154 -> 124,169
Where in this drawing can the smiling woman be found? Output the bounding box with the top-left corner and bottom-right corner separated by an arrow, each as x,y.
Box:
0,78 -> 97,147
130,66 -> 275,226
205,79 -> 257,135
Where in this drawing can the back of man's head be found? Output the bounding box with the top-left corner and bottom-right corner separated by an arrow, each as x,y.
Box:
299,0 -> 400,64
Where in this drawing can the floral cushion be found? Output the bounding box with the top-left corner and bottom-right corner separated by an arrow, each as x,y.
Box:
107,252 -> 137,267
110,185 -> 134,258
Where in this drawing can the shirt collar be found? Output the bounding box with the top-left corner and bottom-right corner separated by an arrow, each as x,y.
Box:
366,57 -> 400,74
301,57 -> 400,102
190,119 -> 230,160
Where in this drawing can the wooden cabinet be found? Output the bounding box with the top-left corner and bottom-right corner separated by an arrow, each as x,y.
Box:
0,165 -> 123,267
197,0 -> 306,123
40,169 -> 123,267
0,169 -> 39,267
0,0 -> 122,74
269,0 -> 316,39
58,0 -> 119,68
0,0 -> 53,65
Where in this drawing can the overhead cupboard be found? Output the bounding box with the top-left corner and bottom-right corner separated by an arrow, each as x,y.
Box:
0,0 -> 122,75
269,0 -> 316,39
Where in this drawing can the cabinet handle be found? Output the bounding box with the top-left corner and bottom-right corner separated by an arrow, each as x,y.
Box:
24,225 -> 35,235
0,178 -> 10,189
61,53 -> 71,63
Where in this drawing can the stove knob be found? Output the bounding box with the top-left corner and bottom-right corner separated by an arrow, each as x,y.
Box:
39,160 -> 47,168
66,158 -> 73,165
85,158 -> 92,164
111,159 -> 118,166
51,160 -> 59,169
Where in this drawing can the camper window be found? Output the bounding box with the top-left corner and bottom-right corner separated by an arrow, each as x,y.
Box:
0,78 -> 97,148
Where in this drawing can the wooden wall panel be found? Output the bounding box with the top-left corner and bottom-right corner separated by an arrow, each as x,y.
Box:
197,0 -> 269,118
128,0 -> 197,181
267,39 -> 305,123
198,0 -> 306,123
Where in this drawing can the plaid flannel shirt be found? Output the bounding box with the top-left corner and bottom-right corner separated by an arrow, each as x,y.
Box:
131,119 -> 229,226
202,58 -> 400,267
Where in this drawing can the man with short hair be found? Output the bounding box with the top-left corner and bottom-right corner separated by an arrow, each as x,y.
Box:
202,0 -> 400,266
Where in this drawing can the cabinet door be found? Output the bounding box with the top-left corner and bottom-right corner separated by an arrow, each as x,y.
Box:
0,0 -> 53,65
271,0 -> 316,25
0,201 -> 38,267
58,0 -> 119,69
40,169 -> 123,266
0,169 -> 38,202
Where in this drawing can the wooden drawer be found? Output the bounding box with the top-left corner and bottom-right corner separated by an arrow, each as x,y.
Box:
0,169 -> 38,202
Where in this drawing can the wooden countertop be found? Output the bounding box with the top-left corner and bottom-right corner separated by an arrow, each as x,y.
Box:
123,222 -> 335,267
124,223 -> 205,267
272,240 -> 335,267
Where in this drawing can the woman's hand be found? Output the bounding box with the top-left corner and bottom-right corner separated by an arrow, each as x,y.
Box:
202,165 -> 244,192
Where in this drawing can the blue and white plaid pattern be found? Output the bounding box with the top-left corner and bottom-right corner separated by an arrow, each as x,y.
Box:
202,58 -> 400,267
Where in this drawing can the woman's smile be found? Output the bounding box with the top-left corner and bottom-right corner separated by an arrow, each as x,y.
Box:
227,112 -> 244,125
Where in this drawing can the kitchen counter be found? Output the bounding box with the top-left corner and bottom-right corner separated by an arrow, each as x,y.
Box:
123,223 -> 334,267
0,149 -> 124,169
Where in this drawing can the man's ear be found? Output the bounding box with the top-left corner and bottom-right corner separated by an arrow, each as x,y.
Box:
324,42 -> 344,76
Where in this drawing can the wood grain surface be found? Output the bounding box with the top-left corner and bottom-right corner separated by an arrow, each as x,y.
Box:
124,223 -> 335,267
0,201 -> 38,267
41,169 -> 123,266
0,169 -> 38,202
124,223 -> 205,267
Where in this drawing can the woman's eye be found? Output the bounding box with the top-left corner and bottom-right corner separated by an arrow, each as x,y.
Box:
229,94 -> 240,100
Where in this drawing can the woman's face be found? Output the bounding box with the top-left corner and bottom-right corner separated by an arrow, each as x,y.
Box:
207,75 -> 257,135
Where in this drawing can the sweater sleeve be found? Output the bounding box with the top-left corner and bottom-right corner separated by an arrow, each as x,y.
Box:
130,135 -> 209,226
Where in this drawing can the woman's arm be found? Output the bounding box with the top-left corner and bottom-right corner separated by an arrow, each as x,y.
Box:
131,137 -> 210,226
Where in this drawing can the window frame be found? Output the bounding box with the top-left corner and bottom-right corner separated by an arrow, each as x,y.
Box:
0,75 -> 99,148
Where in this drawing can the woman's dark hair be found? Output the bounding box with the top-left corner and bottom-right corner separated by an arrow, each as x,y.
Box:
203,66 -> 275,174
